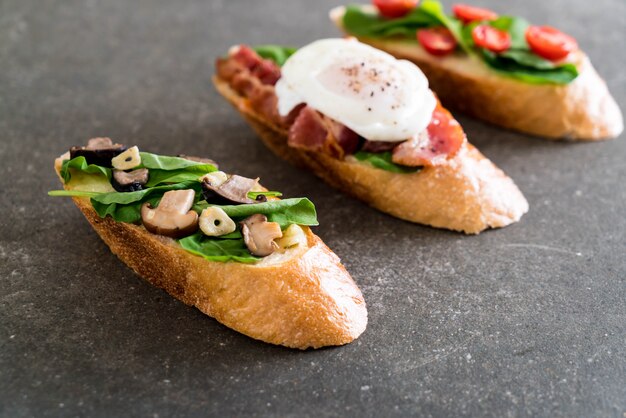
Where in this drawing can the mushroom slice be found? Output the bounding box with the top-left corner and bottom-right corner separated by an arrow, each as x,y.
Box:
240,214 -> 283,257
201,174 -> 262,204
112,168 -> 149,192
141,189 -> 199,238
69,137 -> 126,167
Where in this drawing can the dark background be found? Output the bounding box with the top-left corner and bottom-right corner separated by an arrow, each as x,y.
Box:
1,0 -> 624,416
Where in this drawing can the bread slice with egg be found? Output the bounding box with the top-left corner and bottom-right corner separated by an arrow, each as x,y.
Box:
213,75 -> 529,234
54,154 -> 367,350
330,6 -> 623,141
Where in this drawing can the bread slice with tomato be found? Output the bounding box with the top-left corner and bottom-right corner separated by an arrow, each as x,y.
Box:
213,39 -> 528,234
51,141 -> 367,350
331,0 -> 623,140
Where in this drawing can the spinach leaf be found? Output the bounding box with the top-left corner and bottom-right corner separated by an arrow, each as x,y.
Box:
178,233 -> 260,263
353,151 -> 421,174
144,168 -> 212,187
253,45 -> 297,67
480,50 -> 579,84
139,152 -> 216,172
194,198 -> 318,228
488,16 -> 530,49
248,191 -> 283,199
60,157 -> 112,183
342,2 -> 444,38
91,181 -> 202,223
48,190 -> 103,198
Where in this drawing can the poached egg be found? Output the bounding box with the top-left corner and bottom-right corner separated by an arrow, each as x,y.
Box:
275,38 -> 436,142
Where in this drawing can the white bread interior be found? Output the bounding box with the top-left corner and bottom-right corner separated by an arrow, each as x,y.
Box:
330,6 -> 623,141
213,76 -> 529,234
54,155 -> 367,350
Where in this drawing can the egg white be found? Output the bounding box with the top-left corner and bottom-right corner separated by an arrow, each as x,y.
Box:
275,38 -> 436,142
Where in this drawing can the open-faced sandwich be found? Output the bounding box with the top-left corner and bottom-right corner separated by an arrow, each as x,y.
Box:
50,138 -> 367,349
213,38 -> 528,234
330,1 -> 623,140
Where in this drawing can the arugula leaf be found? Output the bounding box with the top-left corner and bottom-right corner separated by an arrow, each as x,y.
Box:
248,191 -> 283,199
194,198 -> 318,229
178,233 -> 260,263
353,151 -> 421,174
253,45 -> 297,67
139,152 -> 216,171
91,181 -> 202,223
60,157 -> 112,183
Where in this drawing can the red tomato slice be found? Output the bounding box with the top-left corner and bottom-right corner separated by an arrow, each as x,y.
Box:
373,0 -> 419,18
526,25 -> 578,61
417,27 -> 458,56
452,4 -> 498,24
471,25 -> 511,53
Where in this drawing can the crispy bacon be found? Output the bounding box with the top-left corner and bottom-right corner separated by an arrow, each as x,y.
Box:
288,106 -> 360,158
392,102 -> 465,167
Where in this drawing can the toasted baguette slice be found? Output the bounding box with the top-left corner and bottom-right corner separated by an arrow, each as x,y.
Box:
213,76 -> 528,234
331,6 -> 623,141
54,155 -> 367,349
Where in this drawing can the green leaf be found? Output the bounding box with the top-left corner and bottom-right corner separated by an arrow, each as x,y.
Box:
480,49 -> 579,84
247,190 -> 283,199
90,181 -> 202,223
60,157 -> 112,183
139,152 -> 216,172
194,198 -> 318,229
144,168 -> 213,187
342,3 -> 443,38
488,16 -> 530,49
178,233 -> 260,263
253,45 -> 297,67
353,151 -> 422,174
48,190 -> 103,198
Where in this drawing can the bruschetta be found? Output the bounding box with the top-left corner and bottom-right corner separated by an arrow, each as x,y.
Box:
213,38 -> 528,234
51,138 -> 367,349
330,1 -> 623,140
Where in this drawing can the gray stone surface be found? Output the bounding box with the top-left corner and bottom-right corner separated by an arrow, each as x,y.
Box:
0,0 -> 624,416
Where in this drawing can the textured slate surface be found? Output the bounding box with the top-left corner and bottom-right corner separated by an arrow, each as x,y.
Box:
0,0 -> 624,416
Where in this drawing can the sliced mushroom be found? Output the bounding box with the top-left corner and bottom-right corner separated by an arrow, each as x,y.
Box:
112,146 -> 141,170
141,189 -> 199,238
199,207 -> 236,236
201,174 -> 263,205
69,137 -> 126,167
240,214 -> 283,256
177,154 -> 219,168
111,168 -> 149,192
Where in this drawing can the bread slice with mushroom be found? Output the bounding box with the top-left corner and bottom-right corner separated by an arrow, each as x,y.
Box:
54,153 -> 367,350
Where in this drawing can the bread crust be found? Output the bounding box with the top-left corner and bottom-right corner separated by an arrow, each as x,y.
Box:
213,76 -> 529,234
55,158 -> 367,350
331,7 -> 624,141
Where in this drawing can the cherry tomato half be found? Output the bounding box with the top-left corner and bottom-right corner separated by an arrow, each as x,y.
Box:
471,25 -> 511,53
453,4 -> 498,24
417,27 -> 458,56
526,25 -> 578,61
373,0 -> 419,19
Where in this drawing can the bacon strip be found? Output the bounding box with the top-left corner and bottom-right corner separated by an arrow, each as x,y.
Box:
392,101 -> 465,167
288,106 -> 360,158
